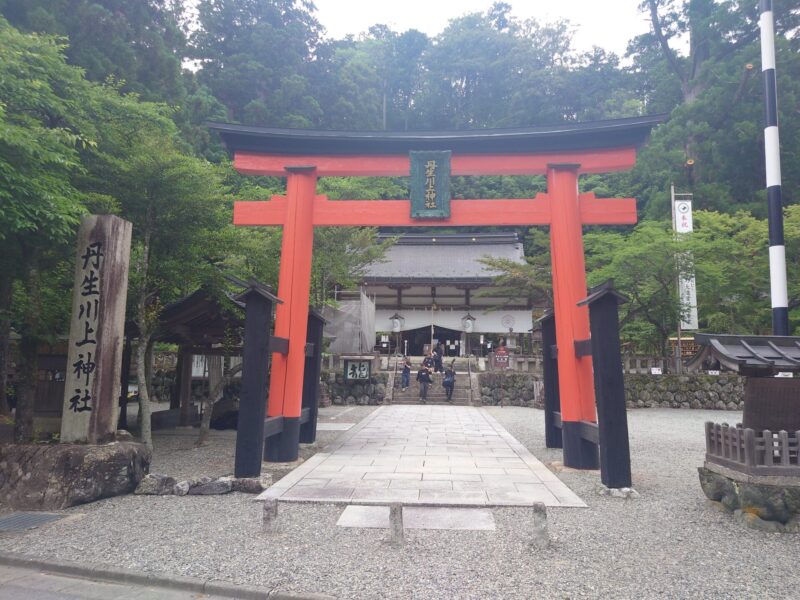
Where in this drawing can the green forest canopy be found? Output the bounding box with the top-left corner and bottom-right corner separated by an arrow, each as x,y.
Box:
1,0 -> 800,383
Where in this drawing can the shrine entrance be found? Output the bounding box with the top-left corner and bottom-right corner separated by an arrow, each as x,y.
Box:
211,116 -> 661,466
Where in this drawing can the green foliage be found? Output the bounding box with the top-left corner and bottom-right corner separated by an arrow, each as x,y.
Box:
477,255 -> 551,313
2,0 -> 800,362
1,0 -> 187,103
0,18 -> 88,247
582,210 -> 783,354
310,228 -> 394,307
190,0 -> 322,126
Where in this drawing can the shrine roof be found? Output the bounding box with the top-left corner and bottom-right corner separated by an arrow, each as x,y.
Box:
688,333 -> 800,375
362,232 -> 524,283
208,115 -> 665,156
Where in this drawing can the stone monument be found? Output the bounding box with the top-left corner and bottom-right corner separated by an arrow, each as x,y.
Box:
60,214 -> 132,443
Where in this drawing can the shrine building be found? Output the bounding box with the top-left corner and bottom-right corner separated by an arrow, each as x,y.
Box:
360,231 -> 532,356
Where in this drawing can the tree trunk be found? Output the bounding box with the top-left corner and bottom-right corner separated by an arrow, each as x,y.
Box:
197,355 -> 221,447
134,209 -> 154,448
136,331 -> 153,448
145,339 -> 155,402
14,254 -> 41,442
197,361 -> 241,447
0,274 -> 13,416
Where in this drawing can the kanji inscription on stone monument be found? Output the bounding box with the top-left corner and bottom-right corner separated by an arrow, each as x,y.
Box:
61,215 -> 132,443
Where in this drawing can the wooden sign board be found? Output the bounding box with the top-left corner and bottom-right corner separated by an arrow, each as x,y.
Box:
410,150 -> 451,219
344,359 -> 371,381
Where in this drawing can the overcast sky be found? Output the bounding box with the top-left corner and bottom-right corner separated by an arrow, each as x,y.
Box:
312,0 -> 652,56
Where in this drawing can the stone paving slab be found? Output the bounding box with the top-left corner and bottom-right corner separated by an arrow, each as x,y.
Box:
257,405 -> 586,507
336,506 -> 496,530
316,423 -> 355,431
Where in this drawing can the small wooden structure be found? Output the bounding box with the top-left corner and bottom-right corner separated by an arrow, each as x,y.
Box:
135,288 -> 246,430
693,334 -> 800,478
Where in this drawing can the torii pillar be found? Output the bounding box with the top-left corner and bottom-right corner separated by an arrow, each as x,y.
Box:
264,166 -> 318,461
212,115 -> 661,465
548,164 -> 598,467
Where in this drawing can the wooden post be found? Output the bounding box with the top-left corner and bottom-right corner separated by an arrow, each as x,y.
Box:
178,348 -> 193,426
539,312 -> 562,449
548,165 -> 597,469
61,215 -> 132,444
117,336 -> 132,430
299,309 -> 325,444
234,284 -> 278,478
170,351 -> 183,410
744,427 -> 756,466
265,167 -> 317,462
580,282 -> 632,488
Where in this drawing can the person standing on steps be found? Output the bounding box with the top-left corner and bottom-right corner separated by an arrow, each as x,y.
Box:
416,364 -> 433,403
433,347 -> 443,374
401,355 -> 411,391
442,365 -> 456,402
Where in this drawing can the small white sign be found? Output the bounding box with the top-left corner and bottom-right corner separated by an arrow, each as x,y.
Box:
650,367 -> 663,375
707,370 -> 720,376
674,200 -> 693,233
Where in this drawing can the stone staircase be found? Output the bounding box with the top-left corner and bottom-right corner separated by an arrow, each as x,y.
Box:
389,371 -> 473,405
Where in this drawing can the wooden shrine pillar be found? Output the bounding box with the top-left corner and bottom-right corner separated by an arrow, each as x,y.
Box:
579,283 -> 632,488
265,166 -> 318,462
235,285 -> 278,478
117,336 -> 132,430
547,164 -> 598,469
299,310 -> 326,444
178,347 -> 193,426
170,351 -> 183,410
540,311 -> 562,449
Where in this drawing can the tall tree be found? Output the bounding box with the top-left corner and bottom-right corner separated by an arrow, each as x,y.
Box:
627,0 -> 800,218
190,0 -> 322,126
638,0 -> 798,105
117,138 -> 225,448
0,0 -> 187,103
0,18 -> 93,432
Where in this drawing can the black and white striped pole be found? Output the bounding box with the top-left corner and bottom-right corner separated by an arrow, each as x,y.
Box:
760,0 -> 789,335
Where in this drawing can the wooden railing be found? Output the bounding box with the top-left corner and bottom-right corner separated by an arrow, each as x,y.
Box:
705,422 -> 800,477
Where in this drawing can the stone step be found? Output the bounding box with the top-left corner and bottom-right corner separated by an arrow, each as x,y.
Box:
389,388 -> 472,405
390,400 -> 471,405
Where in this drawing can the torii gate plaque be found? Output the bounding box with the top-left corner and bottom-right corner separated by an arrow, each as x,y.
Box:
211,116 -> 661,466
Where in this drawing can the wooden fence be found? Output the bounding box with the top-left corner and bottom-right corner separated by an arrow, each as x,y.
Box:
705,422 -> 800,477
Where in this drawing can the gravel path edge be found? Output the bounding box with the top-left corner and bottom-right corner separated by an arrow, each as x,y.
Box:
0,550 -> 335,600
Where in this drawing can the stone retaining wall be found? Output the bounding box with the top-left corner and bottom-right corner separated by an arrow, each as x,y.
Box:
316,370 -> 746,410
474,372 -> 746,411
477,372 -> 541,407
319,370 -> 389,406
625,374 -> 745,410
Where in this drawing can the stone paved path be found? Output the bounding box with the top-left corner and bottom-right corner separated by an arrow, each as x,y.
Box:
259,405 -> 585,507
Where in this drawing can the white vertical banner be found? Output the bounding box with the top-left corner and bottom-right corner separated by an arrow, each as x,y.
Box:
674,199 -> 693,233
678,273 -> 699,330
672,195 -> 699,330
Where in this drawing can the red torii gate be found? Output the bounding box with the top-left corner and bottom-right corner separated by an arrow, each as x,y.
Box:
212,116 -> 661,466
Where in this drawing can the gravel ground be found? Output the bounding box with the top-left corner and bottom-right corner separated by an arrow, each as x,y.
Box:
1,406 -> 798,599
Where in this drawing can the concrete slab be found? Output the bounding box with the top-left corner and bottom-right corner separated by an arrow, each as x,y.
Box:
336,506 -> 496,531
257,405 -> 586,508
